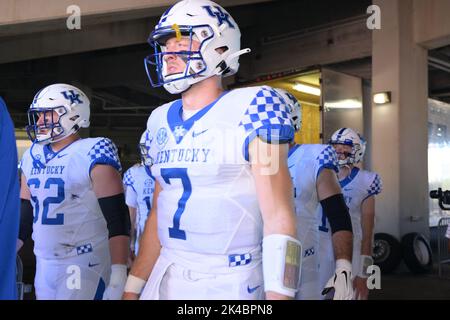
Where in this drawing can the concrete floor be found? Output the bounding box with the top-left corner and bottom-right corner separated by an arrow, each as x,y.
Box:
370,269 -> 450,300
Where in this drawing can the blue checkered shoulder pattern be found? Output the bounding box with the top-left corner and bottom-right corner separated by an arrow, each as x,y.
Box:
316,145 -> 339,173
368,173 -> 382,196
123,168 -> 135,188
88,138 -> 122,172
239,86 -> 294,144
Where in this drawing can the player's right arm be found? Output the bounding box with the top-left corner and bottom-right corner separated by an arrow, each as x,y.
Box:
316,168 -> 353,300
122,180 -> 161,300
17,173 -> 33,252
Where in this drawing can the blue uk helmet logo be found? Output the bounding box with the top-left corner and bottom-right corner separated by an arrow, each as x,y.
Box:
202,5 -> 235,28
61,90 -> 83,104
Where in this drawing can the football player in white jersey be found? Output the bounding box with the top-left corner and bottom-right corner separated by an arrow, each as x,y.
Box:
276,88 -> 354,300
123,0 -> 301,300
17,83 -> 130,300
327,128 -> 382,300
123,131 -> 156,259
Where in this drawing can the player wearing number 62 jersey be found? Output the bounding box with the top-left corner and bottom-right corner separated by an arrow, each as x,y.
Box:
18,84 -> 131,300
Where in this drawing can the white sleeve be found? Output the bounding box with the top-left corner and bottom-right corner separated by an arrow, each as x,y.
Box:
87,138 -> 122,176
314,145 -> 339,181
125,184 -> 138,208
367,173 -> 382,197
239,86 -> 295,161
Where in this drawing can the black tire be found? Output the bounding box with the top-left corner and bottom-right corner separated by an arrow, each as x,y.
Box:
401,232 -> 433,274
372,233 -> 402,274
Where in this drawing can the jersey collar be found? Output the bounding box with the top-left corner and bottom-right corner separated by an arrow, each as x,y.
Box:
288,144 -> 301,158
166,91 -> 230,144
339,166 -> 360,188
42,138 -> 80,163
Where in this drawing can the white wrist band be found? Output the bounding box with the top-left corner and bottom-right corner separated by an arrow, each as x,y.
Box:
262,234 -> 302,298
124,274 -> 146,294
336,259 -> 352,270
110,264 -> 128,287
358,255 -> 374,278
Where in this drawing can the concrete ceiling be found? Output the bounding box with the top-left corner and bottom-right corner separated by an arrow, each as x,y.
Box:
2,0 -> 375,133
429,45 -> 450,104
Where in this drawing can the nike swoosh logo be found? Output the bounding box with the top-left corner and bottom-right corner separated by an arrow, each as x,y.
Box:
288,165 -> 295,169
57,154 -> 68,159
192,129 -> 208,138
247,285 -> 261,294
88,262 -> 100,268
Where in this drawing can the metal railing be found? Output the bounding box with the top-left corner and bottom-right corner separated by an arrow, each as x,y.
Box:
437,217 -> 450,277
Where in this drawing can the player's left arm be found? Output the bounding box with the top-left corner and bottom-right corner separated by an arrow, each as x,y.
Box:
361,196 -> 375,259
91,164 -> 130,300
353,195 -> 375,300
249,138 -> 300,300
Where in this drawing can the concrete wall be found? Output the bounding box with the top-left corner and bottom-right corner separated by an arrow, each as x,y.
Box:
0,0 -> 267,28
414,0 -> 450,49
0,0 -> 270,64
371,0 -> 450,238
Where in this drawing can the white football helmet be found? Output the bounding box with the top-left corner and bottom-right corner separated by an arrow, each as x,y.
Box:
329,127 -> 366,166
274,88 -> 302,133
26,84 -> 90,144
139,130 -> 153,167
144,0 -> 250,94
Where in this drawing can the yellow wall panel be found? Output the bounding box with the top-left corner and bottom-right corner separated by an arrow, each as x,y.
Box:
296,102 -> 321,144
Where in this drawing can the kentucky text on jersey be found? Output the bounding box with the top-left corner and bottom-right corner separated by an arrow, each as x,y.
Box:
154,148 -> 211,164
31,165 -> 65,175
